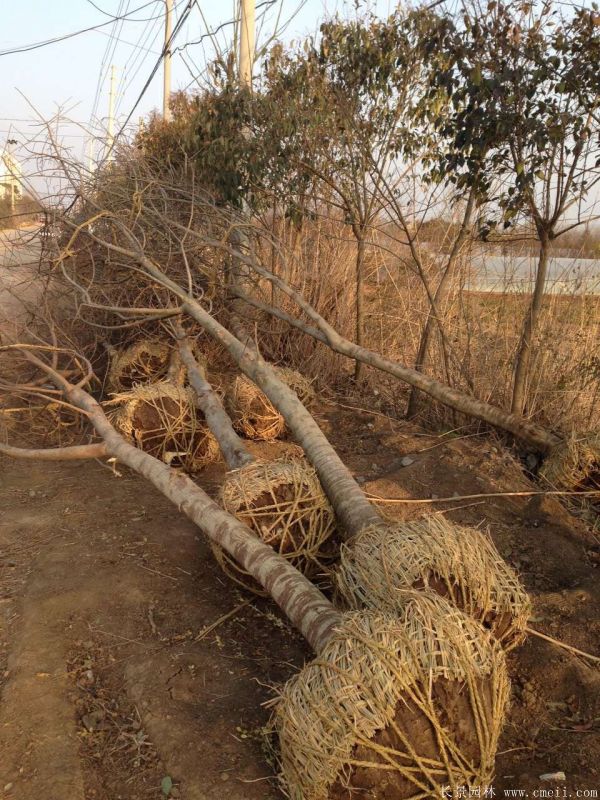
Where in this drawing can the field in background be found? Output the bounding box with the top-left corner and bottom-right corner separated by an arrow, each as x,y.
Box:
257,217 -> 600,437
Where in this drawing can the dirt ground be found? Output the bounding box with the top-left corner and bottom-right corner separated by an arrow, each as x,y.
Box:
1,401 -> 599,800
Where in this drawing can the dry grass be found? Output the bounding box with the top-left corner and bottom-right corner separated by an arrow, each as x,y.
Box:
251,215 -> 599,438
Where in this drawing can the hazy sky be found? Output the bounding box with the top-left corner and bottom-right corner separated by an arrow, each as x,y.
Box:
1,0 -> 393,168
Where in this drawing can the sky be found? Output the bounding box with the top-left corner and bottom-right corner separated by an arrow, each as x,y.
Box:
1,0 -> 393,184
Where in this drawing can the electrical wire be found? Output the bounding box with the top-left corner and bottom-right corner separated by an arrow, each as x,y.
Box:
0,0 -> 171,57
106,0 -> 195,156
114,4 -> 169,115
89,0 -> 128,129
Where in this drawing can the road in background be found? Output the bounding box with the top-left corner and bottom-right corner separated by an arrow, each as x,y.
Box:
0,226 -> 44,340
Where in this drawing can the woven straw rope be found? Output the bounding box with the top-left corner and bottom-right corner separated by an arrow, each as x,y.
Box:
107,339 -> 171,392
335,517 -> 531,651
226,368 -> 315,441
109,380 -> 219,471
271,593 -> 509,800
213,457 -> 336,590
540,433 -> 600,491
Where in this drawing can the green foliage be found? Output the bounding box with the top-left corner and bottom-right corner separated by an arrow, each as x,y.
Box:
135,88 -> 274,208
259,11 -> 425,227
133,0 -> 600,242
416,0 -> 600,237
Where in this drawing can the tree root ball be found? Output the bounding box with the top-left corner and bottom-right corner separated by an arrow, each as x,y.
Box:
212,457 -> 336,592
226,368 -> 315,441
539,434 -> 600,491
270,593 -> 510,800
107,339 -> 171,392
335,518 -> 531,650
110,381 -> 220,472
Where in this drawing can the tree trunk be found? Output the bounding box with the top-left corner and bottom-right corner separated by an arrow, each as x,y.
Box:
179,299 -> 381,535
407,191 -> 476,417
354,235 -> 366,382
20,357 -> 341,654
511,231 -> 551,416
229,260 -> 560,454
176,331 -> 254,470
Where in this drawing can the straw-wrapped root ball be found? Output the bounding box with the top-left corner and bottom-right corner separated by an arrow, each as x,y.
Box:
270,593 -> 510,800
212,457 -> 336,591
226,368 -> 315,441
335,517 -> 531,651
539,433 -> 600,491
110,381 -> 220,472
107,339 -> 171,392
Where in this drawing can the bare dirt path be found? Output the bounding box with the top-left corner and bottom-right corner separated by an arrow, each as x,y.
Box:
1,407 -> 599,800
0,228 -> 45,338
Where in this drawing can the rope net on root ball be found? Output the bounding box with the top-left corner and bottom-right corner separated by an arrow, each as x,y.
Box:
106,339 -> 172,392
109,380 -> 220,472
226,368 -> 315,441
269,592 -> 509,800
212,457 -> 337,592
539,433 -> 600,492
334,517 -> 531,651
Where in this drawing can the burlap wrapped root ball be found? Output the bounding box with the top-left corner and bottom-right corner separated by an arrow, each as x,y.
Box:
212,457 -> 336,591
539,433 -> 600,491
226,368 -> 315,441
270,592 -> 510,800
107,339 -> 171,392
110,381 -> 219,472
335,517 -> 531,651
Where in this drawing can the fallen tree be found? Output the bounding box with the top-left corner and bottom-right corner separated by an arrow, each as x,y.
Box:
177,327 -> 337,587
0,343 -> 509,798
56,208 -> 531,651
105,177 -> 596,491
212,229 -> 599,492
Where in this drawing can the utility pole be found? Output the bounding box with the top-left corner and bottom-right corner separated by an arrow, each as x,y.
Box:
107,64 -> 117,157
163,0 -> 173,121
239,0 -> 255,88
229,0 -> 256,312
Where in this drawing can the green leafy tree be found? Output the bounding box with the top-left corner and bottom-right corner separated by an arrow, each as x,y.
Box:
421,0 -> 600,414
260,13 -> 423,380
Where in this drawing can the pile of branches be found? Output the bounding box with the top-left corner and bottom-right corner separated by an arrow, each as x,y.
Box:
0,151 -> 597,799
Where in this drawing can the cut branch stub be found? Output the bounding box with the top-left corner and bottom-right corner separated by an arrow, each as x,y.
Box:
335,518 -> 531,651
109,380 -> 220,472
107,339 -> 172,392
213,456 -> 337,593
270,592 -> 509,800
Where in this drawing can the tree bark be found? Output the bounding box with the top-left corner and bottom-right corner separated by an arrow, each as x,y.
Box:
354,235 -> 366,382
511,231 -> 551,416
407,191 -> 476,417
179,300 -> 382,535
176,331 -> 254,470
228,263 -> 560,454
13,352 -> 341,654
0,442 -> 107,461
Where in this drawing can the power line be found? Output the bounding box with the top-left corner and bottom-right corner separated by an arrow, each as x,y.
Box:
89,0 -> 128,128
0,0 -> 169,58
91,25 -> 161,54
107,0 -> 196,156
114,4 -> 168,115
174,0 -> 277,55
